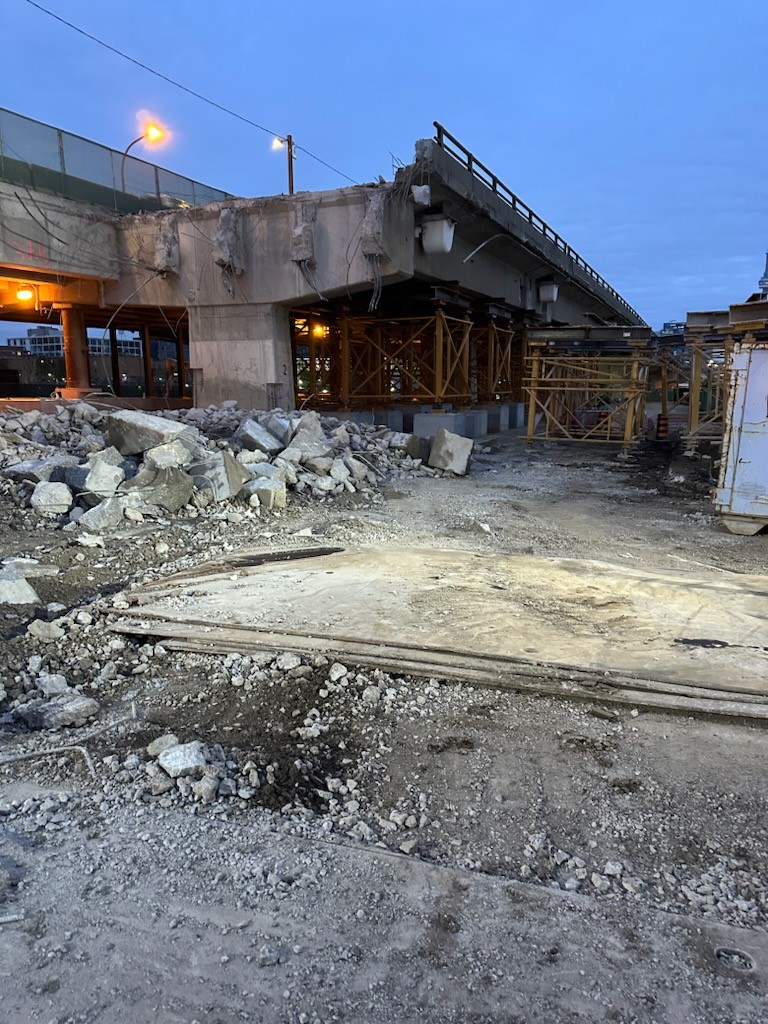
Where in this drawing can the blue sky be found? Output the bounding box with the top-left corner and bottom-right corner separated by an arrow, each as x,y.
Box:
2,0 -> 767,331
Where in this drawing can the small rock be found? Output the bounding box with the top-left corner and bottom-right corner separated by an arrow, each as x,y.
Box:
275,652 -> 302,671
27,620 -> 65,643
157,741 -> 207,779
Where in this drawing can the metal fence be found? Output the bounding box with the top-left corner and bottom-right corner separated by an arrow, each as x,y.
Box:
0,107 -> 234,213
433,122 -> 644,325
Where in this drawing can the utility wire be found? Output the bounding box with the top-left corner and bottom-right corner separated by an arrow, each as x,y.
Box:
22,0 -> 359,188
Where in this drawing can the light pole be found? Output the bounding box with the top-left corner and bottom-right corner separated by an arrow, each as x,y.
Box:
272,134 -> 295,195
120,122 -> 166,193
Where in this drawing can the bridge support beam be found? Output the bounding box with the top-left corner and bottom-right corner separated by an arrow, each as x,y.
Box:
61,306 -> 90,395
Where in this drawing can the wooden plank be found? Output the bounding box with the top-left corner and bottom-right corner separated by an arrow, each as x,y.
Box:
110,618 -> 768,720
150,635 -> 768,722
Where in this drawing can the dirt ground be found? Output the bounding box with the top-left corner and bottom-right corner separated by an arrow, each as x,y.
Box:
2,435 -> 768,1023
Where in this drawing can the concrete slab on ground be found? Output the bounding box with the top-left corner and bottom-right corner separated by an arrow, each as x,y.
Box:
122,547 -> 768,695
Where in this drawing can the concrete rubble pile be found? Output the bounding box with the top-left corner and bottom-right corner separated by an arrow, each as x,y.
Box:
0,401 -> 476,532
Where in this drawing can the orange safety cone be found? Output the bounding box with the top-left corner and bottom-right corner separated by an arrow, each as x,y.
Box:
656,414 -> 669,440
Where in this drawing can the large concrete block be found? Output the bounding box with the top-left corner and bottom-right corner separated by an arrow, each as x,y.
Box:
427,427 -> 473,476
482,404 -> 510,433
237,418 -> 284,456
397,405 -> 432,432
106,409 -> 197,456
510,402 -> 527,429
462,410 -> 489,439
383,410 -> 404,431
412,412 -> 467,439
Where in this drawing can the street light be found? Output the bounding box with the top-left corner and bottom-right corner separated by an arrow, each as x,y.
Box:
120,121 -> 167,193
272,134 -> 295,195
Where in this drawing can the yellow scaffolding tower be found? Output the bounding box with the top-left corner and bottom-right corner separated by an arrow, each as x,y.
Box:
524,342 -> 649,446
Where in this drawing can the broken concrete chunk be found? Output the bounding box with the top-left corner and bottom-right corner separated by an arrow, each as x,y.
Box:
1,557 -> 59,577
86,445 -> 124,467
427,427 -> 472,476
157,741 -> 207,779
193,773 -> 221,804
265,414 -> 294,444
188,451 -> 253,502
236,449 -> 269,466
0,566 -> 41,605
237,419 -> 284,456
3,454 -> 80,485
147,733 -> 180,757
27,619 -> 66,642
15,693 -> 99,729
76,460 -> 125,506
143,438 -> 199,470
106,409 -> 197,456
343,455 -> 369,482
330,459 -> 351,484
120,466 -> 195,513
30,481 -> 74,517
242,478 -> 287,510
78,496 -> 129,532
295,411 -> 325,439
304,456 -> 334,476
36,673 -> 70,697
249,462 -> 286,482
284,428 -> 333,461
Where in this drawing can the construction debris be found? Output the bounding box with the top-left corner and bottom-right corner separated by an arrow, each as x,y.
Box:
0,402 -> 473,529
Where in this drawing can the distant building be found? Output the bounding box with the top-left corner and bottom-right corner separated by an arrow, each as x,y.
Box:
6,326 -> 142,358
659,321 -> 686,336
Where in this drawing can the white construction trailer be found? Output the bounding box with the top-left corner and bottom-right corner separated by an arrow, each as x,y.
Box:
715,338 -> 768,535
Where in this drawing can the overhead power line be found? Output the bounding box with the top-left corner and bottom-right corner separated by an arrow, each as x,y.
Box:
21,0 -> 359,187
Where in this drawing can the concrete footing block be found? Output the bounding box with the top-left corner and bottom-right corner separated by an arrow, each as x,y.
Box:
412,412 -> 467,439
461,410 -> 489,439
481,404 -> 510,433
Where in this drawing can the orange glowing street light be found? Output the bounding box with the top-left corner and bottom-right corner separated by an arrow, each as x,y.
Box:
120,120 -> 168,193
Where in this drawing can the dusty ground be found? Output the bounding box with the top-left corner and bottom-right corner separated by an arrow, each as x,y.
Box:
2,435 -> 768,1023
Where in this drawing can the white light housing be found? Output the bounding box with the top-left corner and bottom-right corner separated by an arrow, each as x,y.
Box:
420,216 -> 455,254
538,281 -> 559,304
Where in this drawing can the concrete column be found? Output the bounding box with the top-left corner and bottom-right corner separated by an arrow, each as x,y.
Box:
61,307 -> 89,391
188,303 -> 294,410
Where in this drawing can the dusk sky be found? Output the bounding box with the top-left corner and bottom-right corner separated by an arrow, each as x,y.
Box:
2,0 -> 767,331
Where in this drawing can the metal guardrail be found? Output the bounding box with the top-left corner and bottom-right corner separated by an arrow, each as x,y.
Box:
433,122 -> 644,324
0,107 -> 234,214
